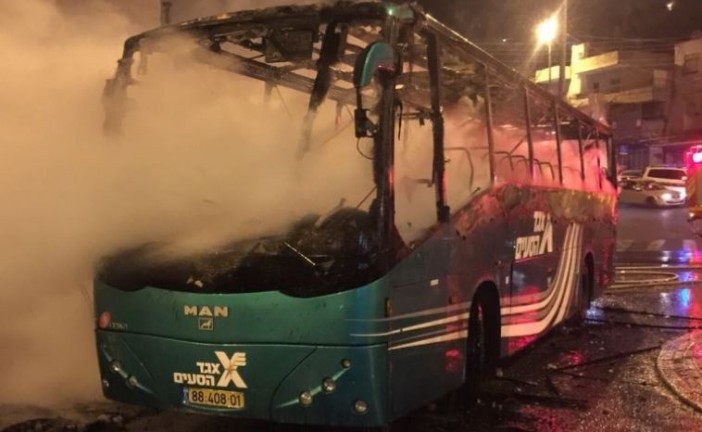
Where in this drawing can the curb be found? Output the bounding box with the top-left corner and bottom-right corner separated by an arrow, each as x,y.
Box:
657,331 -> 702,413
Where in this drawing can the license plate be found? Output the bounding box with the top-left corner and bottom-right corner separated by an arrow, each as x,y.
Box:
183,387 -> 245,409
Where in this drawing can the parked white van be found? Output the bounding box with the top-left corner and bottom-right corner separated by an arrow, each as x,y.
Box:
640,166 -> 687,198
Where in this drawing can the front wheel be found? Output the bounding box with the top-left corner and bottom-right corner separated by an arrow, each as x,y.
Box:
645,196 -> 658,208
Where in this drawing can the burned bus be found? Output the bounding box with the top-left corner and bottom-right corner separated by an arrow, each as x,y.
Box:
95,2 -> 617,427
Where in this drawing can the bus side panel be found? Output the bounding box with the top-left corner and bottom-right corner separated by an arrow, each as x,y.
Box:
387,191 -> 511,418
499,187 -> 617,354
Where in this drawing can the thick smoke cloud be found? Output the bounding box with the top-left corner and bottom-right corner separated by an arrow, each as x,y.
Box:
0,0 -> 140,405
0,0 -> 371,407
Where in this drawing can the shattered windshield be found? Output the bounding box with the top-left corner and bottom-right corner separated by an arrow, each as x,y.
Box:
99,10 -> 388,296
99,207 -> 379,296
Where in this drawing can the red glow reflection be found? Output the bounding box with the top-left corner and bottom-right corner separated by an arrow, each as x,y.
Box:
561,350 -> 585,367
508,335 -> 537,355
445,348 -> 462,373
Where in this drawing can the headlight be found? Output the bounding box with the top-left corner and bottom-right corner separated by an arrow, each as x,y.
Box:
661,193 -> 672,201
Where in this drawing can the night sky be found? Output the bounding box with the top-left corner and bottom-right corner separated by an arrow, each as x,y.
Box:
413,0 -> 702,70
62,0 -> 702,70
417,0 -> 702,41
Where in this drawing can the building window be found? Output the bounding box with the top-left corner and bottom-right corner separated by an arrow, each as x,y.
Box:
642,101 -> 664,119
684,53 -> 700,75
610,78 -> 621,92
592,81 -> 600,91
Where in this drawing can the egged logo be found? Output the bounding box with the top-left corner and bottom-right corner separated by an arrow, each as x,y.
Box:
173,351 -> 248,389
215,352 -> 248,388
514,211 -> 554,260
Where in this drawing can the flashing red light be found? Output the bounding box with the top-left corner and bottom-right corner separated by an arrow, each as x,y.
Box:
693,152 -> 702,164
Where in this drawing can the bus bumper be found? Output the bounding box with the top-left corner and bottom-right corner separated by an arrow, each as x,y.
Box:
96,331 -> 389,427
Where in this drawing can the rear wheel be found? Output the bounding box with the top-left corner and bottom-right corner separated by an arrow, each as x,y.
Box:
465,289 -> 499,403
576,257 -> 595,322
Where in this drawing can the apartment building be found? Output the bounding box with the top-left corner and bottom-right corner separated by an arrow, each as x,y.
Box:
533,34 -> 702,169
535,43 -> 674,169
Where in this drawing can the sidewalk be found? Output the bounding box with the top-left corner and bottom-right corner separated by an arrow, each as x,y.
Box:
657,331 -> 702,412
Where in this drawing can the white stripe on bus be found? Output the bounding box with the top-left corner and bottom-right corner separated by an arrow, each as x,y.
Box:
501,225 -> 581,338
347,301 -> 470,323
500,224 -> 577,317
388,329 -> 468,351
350,312 -> 469,337
352,225 -> 585,341
555,226 -> 583,324
384,225 -> 582,345
504,224 -> 577,311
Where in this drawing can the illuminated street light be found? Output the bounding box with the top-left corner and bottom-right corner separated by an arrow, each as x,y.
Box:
536,15 -> 558,89
536,16 -> 558,47
666,1 -> 675,12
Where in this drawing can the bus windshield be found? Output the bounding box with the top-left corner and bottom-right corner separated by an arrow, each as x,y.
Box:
99,206 -> 379,297
99,5 -> 389,296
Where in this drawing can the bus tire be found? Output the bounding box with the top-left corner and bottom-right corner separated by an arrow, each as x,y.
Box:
576,255 -> 595,323
465,287 -> 499,403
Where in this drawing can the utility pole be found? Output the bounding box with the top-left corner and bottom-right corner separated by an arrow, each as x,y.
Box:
160,1 -> 172,25
558,0 -> 568,101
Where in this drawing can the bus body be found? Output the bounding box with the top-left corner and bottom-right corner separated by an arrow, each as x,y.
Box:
96,2 -> 617,427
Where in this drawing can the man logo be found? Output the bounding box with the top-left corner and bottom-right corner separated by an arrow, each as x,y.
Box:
184,305 -> 229,317
184,305 -> 229,331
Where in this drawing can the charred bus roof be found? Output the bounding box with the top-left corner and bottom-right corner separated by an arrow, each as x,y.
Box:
119,2 -> 409,58
108,1 -> 611,138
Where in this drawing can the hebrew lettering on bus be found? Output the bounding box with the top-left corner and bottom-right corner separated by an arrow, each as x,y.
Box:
172,351 -> 248,389
514,211 -> 553,260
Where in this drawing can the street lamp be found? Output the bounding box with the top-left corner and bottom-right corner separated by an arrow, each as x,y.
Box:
536,15 -> 558,89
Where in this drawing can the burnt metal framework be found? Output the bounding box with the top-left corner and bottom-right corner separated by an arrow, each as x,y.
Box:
103,2 -> 397,133
102,1 -> 414,271
102,1 -> 616,258
416,12 -> 615,190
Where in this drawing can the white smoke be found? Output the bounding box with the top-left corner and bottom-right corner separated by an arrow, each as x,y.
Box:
0,0 -> 372,406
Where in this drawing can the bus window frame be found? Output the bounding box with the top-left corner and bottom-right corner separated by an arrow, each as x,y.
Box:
553,102 -> 564,185
523,86 -> 536,181
424,31 -> 450,223
595,131 -> 603,190
483,66 -> 497,184
577,120 -> 586,182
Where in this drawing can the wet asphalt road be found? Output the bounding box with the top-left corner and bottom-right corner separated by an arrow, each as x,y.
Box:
5,205 -> 702,432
